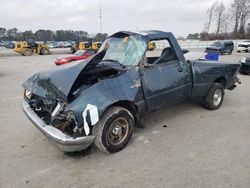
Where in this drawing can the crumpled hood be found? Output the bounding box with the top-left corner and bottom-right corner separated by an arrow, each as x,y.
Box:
22,59 -> 91,102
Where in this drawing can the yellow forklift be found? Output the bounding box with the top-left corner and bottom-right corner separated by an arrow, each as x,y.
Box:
147,41 -> 156,51
14,38 -> 50,56
70,41 -> 102,54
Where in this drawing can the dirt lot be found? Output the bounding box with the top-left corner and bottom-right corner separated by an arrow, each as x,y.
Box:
0,49 -> 250,188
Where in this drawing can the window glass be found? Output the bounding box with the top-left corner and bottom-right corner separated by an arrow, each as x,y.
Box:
145,39 -> 177,64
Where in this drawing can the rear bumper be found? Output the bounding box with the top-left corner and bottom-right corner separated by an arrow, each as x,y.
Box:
22,99 -> 95,152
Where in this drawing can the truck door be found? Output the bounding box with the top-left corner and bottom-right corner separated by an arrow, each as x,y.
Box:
140,39 -> 192,112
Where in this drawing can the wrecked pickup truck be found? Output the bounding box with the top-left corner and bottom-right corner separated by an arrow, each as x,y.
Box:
22,30 -> 241,153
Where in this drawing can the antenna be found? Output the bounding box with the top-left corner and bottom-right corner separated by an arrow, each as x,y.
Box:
99,0 -> 102,33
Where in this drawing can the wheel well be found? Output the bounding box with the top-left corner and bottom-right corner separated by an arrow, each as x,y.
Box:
110,100 -> 138,117
214,77 -> 227,87
108,100 -> 144,128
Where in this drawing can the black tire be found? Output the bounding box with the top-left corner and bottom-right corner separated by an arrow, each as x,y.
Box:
228,49 -> 233,55
22,48 -> 33,56
93,106 -> 134,153
203,83 -> 225,110
41,48 -> 50,55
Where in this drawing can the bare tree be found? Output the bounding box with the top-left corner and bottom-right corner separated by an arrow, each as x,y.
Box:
238,0 -> 250,34
204,1 -> 218,33
221,11 -> 233,34
231,0 -> 250,34
231,0 -> 241,33
215,2 -> 226,35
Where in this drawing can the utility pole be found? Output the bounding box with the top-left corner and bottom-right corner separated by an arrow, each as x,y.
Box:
99,0 -> 102,33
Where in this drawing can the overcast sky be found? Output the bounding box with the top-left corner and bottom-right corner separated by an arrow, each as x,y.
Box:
0,0 -> 234,37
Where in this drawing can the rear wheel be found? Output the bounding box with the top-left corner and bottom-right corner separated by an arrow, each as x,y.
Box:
228,49 -> 233,55
93,106 -> 134,153
203,83 -> 225,110
22,48 -> 33,56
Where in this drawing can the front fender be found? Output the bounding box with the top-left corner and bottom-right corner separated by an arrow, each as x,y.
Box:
65,66 -> 145,131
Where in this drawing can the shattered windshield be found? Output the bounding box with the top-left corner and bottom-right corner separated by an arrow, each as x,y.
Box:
98,34 -> 147,66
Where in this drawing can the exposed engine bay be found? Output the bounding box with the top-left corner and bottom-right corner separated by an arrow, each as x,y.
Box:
71,61 -> 125,96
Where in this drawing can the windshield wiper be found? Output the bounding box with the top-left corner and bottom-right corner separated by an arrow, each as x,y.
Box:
102,59 -> 119,62
102,59 -> 125,67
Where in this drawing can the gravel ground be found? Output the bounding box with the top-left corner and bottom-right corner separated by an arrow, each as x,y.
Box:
0,49 -> 249,188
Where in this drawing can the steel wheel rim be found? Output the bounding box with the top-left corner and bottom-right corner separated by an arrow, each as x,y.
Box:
213,89 -> 222,106
108,117 -> 129,145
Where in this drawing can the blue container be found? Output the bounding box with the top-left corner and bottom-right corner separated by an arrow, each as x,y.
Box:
205,52 -> 219,61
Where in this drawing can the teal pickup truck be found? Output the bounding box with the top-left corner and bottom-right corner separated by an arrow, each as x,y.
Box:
22,30 -> 241,153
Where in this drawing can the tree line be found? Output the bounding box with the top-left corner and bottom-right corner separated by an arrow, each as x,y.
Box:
188,0 -> 250,40
0,28 -> 108,42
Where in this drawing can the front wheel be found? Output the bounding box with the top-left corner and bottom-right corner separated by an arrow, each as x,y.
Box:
22,48 -> 33,56
93,106 -> 134,153
203,83 -> 225,110
40,48 -> 50,55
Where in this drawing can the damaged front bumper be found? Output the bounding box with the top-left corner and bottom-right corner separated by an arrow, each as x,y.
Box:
22,99 -> 95,152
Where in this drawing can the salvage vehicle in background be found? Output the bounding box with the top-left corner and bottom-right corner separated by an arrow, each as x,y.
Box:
55,49 -> 96,65
147,41 -> 156,51
239,57 -> 250,74
22,30 -> 241,153
205,41 -> 234,55
237,41 -> 250,53
14,38 -> 50,56
70,41 -> 102,54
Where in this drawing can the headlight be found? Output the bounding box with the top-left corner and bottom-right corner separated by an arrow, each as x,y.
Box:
24,89 -> 32,99
240,57 -> 246,63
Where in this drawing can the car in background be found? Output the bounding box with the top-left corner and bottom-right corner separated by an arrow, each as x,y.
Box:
48,42 -> 56,49
63,41 -> 74,48
239,57 -> 250,74
55,49 -> 96,65
205,41 -> 234,55
237,41 -> 250,53
4,41 -> 15,49
0,41 -> 4,47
